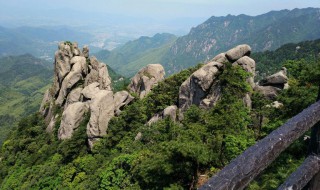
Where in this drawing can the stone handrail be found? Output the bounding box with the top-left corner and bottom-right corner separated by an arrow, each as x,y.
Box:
200,101 -> 320,190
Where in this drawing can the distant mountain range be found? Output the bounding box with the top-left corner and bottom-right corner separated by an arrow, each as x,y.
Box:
95,33 -> 177,77
96,8 -> 320,77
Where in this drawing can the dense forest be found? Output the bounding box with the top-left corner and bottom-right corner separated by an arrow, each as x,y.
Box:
0,39 -> 320,189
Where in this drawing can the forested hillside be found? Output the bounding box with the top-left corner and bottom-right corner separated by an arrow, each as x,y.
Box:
95,33 -> 177,77
253,39 -> 320,79
0,54 -> 52,144
1,41 -> 319,189
0,53 -> 128,145
162,8 -> 320,74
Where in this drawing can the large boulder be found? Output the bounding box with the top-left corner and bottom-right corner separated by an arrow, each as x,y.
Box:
147,105 -> 178,125
179,61 -> 223,112
87,90 -> 114,148
114,91 -> 134,116
254,85 -> 281,100
259,67 -> 288,86
255,67 -> 289,99
129,64 -> 165,99
211,53 -> 228,63
226,44 -> 251,62
58,102 -> 88,140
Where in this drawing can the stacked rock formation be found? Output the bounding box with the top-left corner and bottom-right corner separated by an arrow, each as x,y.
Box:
255,67 -> 289,99
178,44 -> 255,113
39,42 -> 134,148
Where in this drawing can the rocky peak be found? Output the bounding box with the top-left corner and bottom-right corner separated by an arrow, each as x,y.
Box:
39,42 -> 134,149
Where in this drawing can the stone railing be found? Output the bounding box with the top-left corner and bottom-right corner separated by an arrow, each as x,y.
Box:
200,100 -> 320,190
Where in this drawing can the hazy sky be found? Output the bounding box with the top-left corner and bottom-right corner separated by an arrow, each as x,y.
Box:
1,0 -> 319,18
0,0 -> 319,35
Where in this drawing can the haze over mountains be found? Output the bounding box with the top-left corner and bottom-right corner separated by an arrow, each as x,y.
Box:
96,7 -> 320,76
1,1 -> 320,188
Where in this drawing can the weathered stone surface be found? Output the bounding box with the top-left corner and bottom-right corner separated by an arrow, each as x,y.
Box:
46,114 -> 58,133
271,101 -> 283,108
56,57 -> 87,105
163,105 -> 178,122
199,81 -> 221,109
243,93 -> 252,109
85,57 -> 111,90
179,62 -> 223,112
147,105 -> 178,125
234,56 -> 255,75
254,85 -> 281,100
54,48 -> 71,84
82,45 -> 89,58
82,82 -> 100,99
71,42 -> 81,56
226,44 -> 251,62
129,64 -> 165,99
87,90 -> 114,147
234,56 -> 256,88
135,132 -> 142,141
39,89 -> 52,116
255,68 -> 289,99
65,87 -> 83,108
260,67 -> 288,86
114,91 -> 134,116
211,53 -> 228,63
58,102 -> 88,140
200,100 -> 320,190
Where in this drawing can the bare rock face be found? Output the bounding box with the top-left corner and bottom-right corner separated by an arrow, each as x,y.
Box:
211,53 -> 228,63
234,56 -> 256,88
147,105 -> 178,125
82,82 -> 101,99
179,61 -> 223,112
85,57 -> 112,91
39,42 -> 130,149
87,90 -> 114,148
259,67 -> 288,86
71,42 -> 81,56
55,56 -> 87,105
82,45 -> 89,58
114,91 -> 134,116
65,87 -> 83,108
58,102 -> 88,140
129,64 -> 165,99
255,67 -> 289,99
254,85 -> 282,100
178,44 -> 255,116
226,44 -> 251,62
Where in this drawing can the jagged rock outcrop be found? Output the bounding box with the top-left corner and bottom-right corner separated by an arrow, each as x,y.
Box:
86,90 -> 114,148
179,44 -> 255,114
58,102 -> 88,140
128,64 -> 165,99
147,105 -> 178,125
255,67 -> 289,99
114,91 -> 134,116
40,42 -> 134,148
56,56 -> 88,106
179,61 -> 223,112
